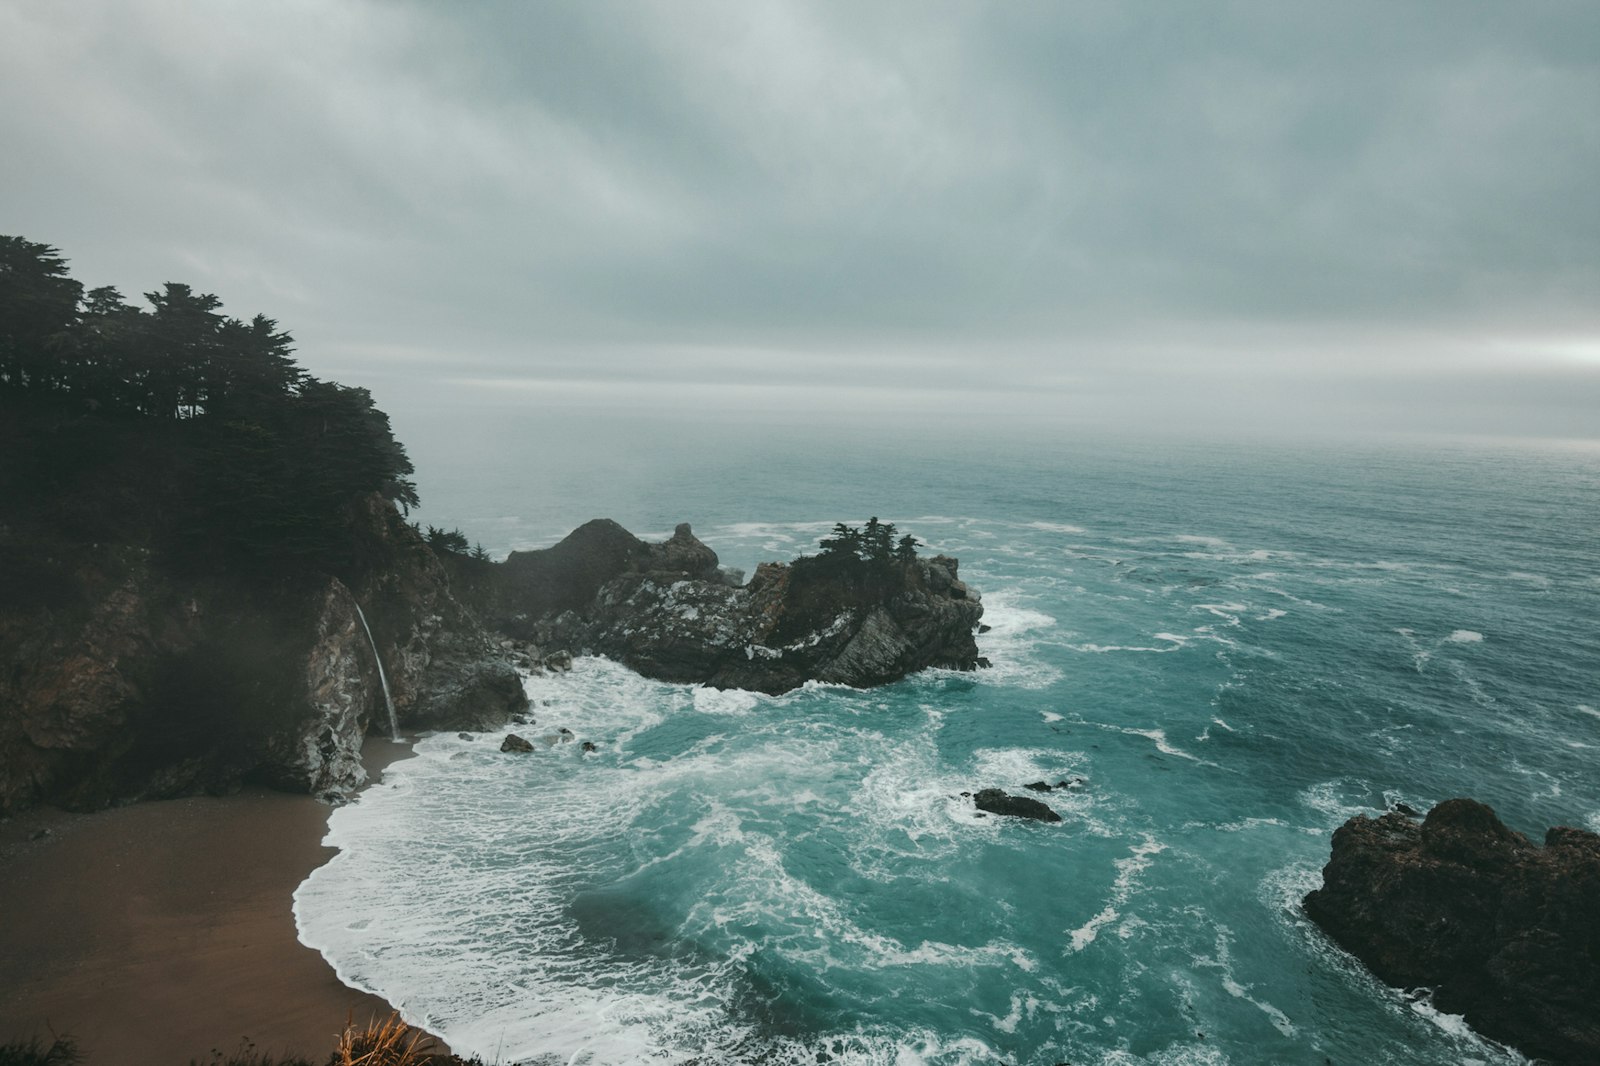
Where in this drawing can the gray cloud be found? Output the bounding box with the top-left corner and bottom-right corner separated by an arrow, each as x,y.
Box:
2,0 -> 1597,436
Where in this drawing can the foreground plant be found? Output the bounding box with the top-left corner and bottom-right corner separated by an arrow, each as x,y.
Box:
0,1034 -> 80,1066
332,1013 -> 437,1066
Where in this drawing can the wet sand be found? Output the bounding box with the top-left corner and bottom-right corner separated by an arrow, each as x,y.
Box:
0,739 -> 421,1065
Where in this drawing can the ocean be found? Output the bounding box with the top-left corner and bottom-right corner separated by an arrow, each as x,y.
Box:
294,405 -> 1600,1066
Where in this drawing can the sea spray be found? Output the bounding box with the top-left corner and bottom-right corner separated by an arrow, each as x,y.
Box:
352,600 -> 399,741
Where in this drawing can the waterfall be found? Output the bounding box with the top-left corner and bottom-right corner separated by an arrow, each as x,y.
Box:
352,601 -> 400,741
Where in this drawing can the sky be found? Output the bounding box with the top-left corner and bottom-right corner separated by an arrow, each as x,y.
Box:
3,1 -> 1598,439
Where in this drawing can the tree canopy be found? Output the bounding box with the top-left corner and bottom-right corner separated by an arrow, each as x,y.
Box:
1,235 -> 420,575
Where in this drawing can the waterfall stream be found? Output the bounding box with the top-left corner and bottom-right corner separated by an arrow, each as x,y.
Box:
352,601 -> 400,741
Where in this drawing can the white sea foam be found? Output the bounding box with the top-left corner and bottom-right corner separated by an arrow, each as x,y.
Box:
1071,633 -> 1189,654
1193,603 -> 1247,626
1040,710 -> 1064,723
974,589 -> 1062,689
1446,629 -> 1485,643
1299,779 -> 1376,826
1026,520 -> 1088,535
1173,534 -> 1230,548
692,686 -> 763,716
1121,727 -> 1205,763
1065,836 -> 1165,954
1579,704 -> 1600,720
1098,1046 -> 1228,1066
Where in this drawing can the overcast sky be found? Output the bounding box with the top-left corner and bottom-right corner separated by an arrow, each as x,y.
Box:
3,1 -> 1598,438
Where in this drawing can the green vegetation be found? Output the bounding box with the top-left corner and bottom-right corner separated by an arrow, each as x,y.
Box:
799,517 -> 919,578
420,526 -> 490,561
774,518 -> 924,644
0,235 -> 419,579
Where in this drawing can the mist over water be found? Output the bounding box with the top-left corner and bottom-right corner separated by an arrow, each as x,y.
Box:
297,410 -> 1598,1065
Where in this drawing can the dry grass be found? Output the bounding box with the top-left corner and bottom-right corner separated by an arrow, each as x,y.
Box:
331,1012 -> 438,1066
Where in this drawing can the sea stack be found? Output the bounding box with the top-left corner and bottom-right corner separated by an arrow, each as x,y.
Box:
1303,799 -> 1600,1064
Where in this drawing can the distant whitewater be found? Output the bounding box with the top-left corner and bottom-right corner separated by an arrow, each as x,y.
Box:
296,430 -> 1598,1065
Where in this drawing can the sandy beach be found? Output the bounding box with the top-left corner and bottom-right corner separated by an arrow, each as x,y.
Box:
0,740 -> 418,1065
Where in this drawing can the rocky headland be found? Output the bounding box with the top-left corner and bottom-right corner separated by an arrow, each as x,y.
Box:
1304,799 -> 1600,1063
0,236 -> 987,817
0,488 -> 526,813
461,518 -> 988,695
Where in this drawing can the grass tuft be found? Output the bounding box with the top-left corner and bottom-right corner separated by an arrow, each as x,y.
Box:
331,1012 -> 438,1066
0,1035 -> 80,1066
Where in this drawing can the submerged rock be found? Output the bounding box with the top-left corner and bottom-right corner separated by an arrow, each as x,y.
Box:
974,788 -> 1061,823
1304,798 -> 1600,1063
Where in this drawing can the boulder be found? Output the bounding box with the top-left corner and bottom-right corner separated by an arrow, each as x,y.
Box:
1303,798 -> 1600,1063
974,788 -> 1061,823
499,733 -> 534,753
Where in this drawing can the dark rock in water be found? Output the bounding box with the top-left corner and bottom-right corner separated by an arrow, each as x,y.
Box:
1391,801 -> 1421,817
978,623 -> 992,633
543,650 -> 574,673
580,741 -> 598,753
479,520 -> 986,694
1023,781 -> 1054,793
499,733 -> 534,753
1304,798 -> 1600,1064
974,788 -> 1061,823
457,732 -> 474,741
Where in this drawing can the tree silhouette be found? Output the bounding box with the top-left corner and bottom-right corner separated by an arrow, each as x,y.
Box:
0,236 -> 82,392
2,233 -> 426,577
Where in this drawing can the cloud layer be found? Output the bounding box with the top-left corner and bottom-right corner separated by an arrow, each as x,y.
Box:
3,1 -> 1597,435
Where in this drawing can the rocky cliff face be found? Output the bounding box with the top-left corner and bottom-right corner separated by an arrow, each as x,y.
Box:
0,495 -> 525,814
1303,799 -> 1600,1064
489,520 -> 986,694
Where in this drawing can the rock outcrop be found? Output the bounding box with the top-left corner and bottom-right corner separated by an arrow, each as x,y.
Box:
0,494 -> 526,813
482,520 -> 986,694
974,788 -> 1062,822
1303,799 -> 1600,1063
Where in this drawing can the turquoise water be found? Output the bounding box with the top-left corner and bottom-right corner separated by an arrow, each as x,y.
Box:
296,413 -> 1600,1065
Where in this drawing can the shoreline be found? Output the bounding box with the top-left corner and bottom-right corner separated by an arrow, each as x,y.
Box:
0,738 -> 424,1065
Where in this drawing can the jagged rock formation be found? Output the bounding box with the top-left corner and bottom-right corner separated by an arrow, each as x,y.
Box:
974,788 -> 1061,822
480,520 -> 986,695
1303,799 -> 1600,1063
0,494 -> 526,813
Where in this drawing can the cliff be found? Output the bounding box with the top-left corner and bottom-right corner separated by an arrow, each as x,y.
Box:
0,403 -> 524,814
475,520 -> 986,694
1304,799 -> 1600,1063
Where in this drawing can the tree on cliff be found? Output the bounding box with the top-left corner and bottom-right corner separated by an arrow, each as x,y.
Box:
0,236 -> 82,392
1,234 -> 422,578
